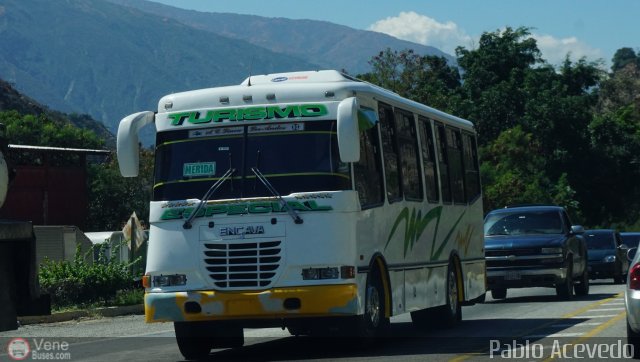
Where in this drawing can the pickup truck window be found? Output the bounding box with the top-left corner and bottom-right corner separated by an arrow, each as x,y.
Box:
484,210 -> 563,236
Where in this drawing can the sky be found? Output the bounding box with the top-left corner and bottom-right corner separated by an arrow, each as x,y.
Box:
151,0 -> 639,68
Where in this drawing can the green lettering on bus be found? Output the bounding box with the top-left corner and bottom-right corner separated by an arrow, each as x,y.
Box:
266,105 -> 301,119
227,204 -> 248,215
160,201 -> 333,220
204,205 -> 228,216
248,202 -> 272,213
242,107 -> 269,120
210,109 -> 237,123
168,104 -> 328,126
300,104 -> 327,117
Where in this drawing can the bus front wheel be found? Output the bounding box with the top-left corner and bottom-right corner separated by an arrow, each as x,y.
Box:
174,321 -> 244,360
355,269 -> 389,339
174,322 -> 213,360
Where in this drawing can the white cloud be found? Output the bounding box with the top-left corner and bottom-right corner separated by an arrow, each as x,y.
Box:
368,12 -> 604,66
531,33 -> 603,65
368,11 -> 472,55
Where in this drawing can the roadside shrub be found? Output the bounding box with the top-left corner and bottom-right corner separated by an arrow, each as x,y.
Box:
39,242 -> 141,308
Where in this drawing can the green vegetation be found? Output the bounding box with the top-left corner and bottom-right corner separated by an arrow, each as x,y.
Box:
359,27 -> 640,228
38,243 -> 143,310
3,26 -> 639,231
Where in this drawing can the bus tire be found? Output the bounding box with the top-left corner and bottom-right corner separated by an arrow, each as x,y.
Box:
174,322 -> 213,360
174,321 -> 244,360
355,269 -> 389,339
439,260 -> 462,328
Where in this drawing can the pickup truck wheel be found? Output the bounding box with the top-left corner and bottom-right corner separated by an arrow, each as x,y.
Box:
491,288 -> 507,299
574,261 -> 590,296
556,262 -> 574,300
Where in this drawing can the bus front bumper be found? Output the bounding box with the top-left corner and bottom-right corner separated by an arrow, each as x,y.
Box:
144,284 -> 359,323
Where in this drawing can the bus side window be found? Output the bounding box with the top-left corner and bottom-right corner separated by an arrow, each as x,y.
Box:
419,117 -> 439,203
462,132 -> 481,203
435,123 -> 452,203
447,127 -> 465,204
354,123 -> 384,208
379,102 -> 402,203
395,109 -> 422,201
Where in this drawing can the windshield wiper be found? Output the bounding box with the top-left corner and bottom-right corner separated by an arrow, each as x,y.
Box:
251,167 -> 303,224
183,168 -> 235,229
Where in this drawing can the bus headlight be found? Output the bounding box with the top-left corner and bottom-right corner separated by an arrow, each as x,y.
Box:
153,274 -> 187,287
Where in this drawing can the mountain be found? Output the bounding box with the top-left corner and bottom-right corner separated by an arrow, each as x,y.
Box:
0,0 -> 318,144
107,0 -> 454,75
0,78 -> 115,147
0,0 -> 451,145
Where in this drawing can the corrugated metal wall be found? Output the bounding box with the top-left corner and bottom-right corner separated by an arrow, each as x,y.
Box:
33,226 -> 93,269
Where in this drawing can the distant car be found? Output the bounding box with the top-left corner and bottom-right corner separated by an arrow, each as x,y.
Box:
584,229 -> 629,283
625,247 -> 640,357
621,232 -> 640,250
484,205 -> 589,300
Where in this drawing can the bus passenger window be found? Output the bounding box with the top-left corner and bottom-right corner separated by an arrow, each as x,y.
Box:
419,117 -> 439,203
379,103 -> 402,203
354,123 -> 384,208
447,128 -> 465,204
395,110 -> 422,201
462,132 -> 481,203
435,123 -> 452,203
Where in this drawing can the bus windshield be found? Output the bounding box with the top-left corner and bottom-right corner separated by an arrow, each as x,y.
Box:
153,120 -> 350,201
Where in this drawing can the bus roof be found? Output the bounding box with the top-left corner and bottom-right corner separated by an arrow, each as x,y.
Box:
157,70 -> 474,131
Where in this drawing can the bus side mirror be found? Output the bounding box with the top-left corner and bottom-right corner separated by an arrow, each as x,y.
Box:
337,97 -> 360,163
117,111 -> 155,177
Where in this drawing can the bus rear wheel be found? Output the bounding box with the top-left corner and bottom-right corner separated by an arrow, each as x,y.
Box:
439,261 -> 462,327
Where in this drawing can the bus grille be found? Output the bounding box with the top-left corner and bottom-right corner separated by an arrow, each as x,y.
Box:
203,241 -> 281,289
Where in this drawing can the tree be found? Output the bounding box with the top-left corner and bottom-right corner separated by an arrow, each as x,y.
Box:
85,148 -> 153,231
0,110 -> 103,149
358,48 -> 461,112
611,47 -> 639,73
0,110 -> 153,232
480,126 -> 580,216
456,27 -> 541,144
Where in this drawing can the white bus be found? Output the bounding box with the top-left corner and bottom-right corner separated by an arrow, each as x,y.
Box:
117,70 -> 485,359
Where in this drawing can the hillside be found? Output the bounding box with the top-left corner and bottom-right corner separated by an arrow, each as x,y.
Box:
109,0 -> 454,75
0,78 -> 115,147
0,0 -> 450,145
0,0 -> 318,144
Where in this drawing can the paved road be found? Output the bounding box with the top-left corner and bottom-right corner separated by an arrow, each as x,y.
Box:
0,280 -> 630,361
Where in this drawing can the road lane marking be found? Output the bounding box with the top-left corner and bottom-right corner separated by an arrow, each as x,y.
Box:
542,310 -> 627,361
570,314 -> 618,318
591,307 -> 625,311
551,322 -> 602,327
525,332 -> 585,338
448,292 -> 624,362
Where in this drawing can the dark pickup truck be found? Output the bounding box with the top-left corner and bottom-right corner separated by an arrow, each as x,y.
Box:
484,205 -> 589,300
